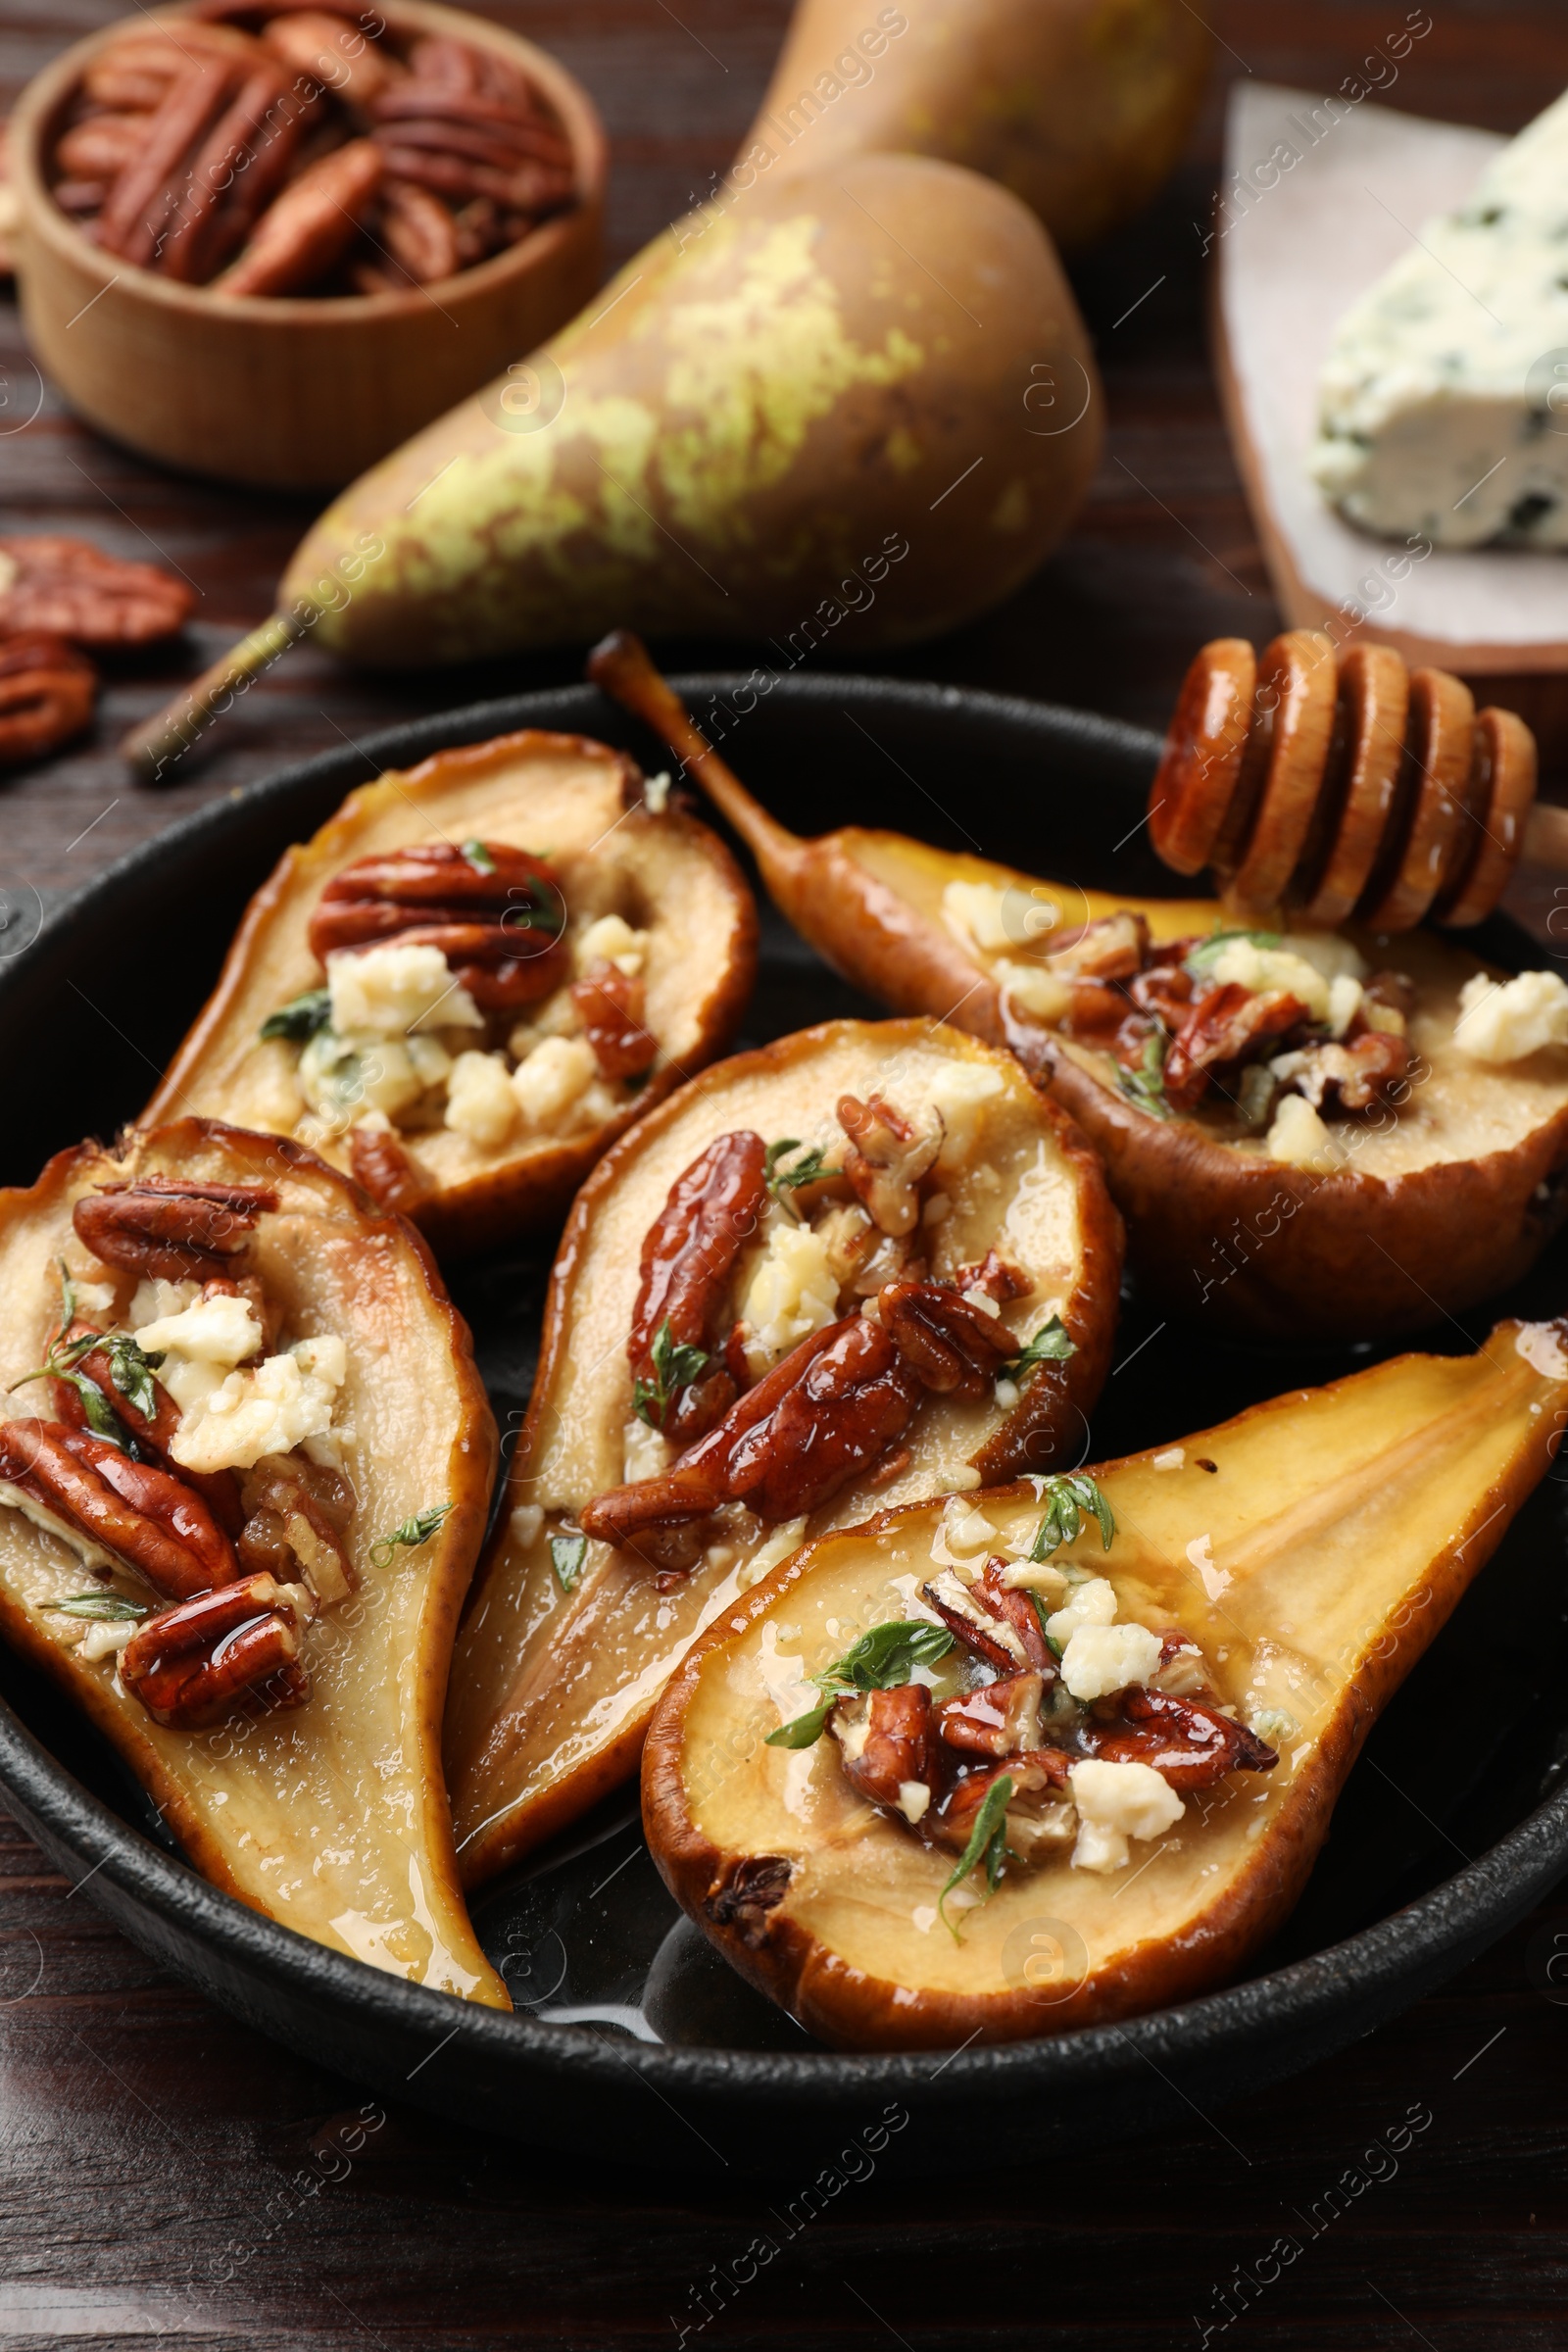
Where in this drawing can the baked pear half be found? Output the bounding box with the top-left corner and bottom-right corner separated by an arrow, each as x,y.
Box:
0,1119 -> 506,2006
445,1016 -> 1122,1886
588,632 -> 1568,1337
644,1317 -> 1568,2049
146,728 -> 758,1256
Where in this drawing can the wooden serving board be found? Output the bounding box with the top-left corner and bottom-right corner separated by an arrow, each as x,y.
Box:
1212,79 -> 1568,750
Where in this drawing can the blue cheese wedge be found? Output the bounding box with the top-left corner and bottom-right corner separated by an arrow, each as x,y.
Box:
1310,86 -> 1568,545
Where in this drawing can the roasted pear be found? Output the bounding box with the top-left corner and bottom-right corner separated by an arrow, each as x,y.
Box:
645,1319 -> 1568,2048
0,1120 -> 505,2005
445,1017 -> 1122,1885
145,727 -> 756,1256
745,0 -> 1210,253
589,634 -> 1568,1338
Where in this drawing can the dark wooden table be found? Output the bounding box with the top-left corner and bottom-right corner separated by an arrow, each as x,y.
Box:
5,4 -> 1568,2345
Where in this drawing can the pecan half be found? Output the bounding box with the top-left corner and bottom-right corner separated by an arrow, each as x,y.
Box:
929,1747 -> 1072,1852
120,1571 -> 313,1730
73,1178 -> 277,1280
158,59 -> 301,284
60,1322 -> 243,1537
922,1568 -> 1038,1674
349,1123 -> 432,1215
374,176 -> 460,283
877,1278 -> 1013,1399
838,1095 -> 941,1237
96,55 -> 243,269
582,1315 -> 920,1545
936,1668 -> 1046,1758
832,1682 -> 931,1806
309,841 -> 567,1010
628,1130 -> 767,1442
571,959 -> 657,1082
237,1452 -> 355,1603
1281,1030 -> 1411,1114
1085,1685 -> 1277,1790
218,136 -> 384,298
1046,910 -> 1150,982
950,1249 -> 1031,1305
0,1418 -> 235,1599
0,633 -> 96,767
261,11 -> 407,115
1163,983 -> 1308,1112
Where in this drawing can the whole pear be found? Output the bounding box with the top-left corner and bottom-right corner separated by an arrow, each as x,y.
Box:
740,0 -> 1211,252
281,153 -> 1101,666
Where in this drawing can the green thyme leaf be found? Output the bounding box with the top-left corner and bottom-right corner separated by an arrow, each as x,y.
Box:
764,1618 -> 956,1749
631,1317 -> 710,1431
261,988 -> 333,1044
1117,1027 -> 1173,1120
551,1533 -> 588,1593
462,838 -> 497,874
1029,1473 -> 1114,1563
939,1772 -> 1014,1938
369,1502 -> 452,1568
43,1592 -> 150,1622
11,1329 -> 100,1393
1183,926 -> 1280,981
765,1139 -> 831,1195
500,877 -> 565,940
57,1261 -> 76,1340
69,1376 -> 129,1449
1005,1315 -> 1077,1379
102,1334 -> 165,1423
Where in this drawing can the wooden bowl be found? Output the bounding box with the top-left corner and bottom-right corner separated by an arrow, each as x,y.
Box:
8,0 -> 608,492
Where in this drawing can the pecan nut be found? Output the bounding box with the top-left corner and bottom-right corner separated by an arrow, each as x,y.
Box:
372,176 -> 460,285
877,1278 -> 1014,1399
119,1571 -> 313,1730
95,54 -> 244,269
56,1320 -> 244,1537
928,1748 -> 1071,1853
0,1417 -> 236,1599
571,960 -> 658,1083
935,1669 -> 1046,1758
628,1130 -> 767,1439
218,135 -> 384,298
0,633 -> 96,768
349,1123 -> 432,1215
309,841 -> 568,1010
74,1178 -> 277,1280
832,1682 -> 931,1807
237,1452 -> 356,1604
0,536 -> 195,646
1085,1684 -> 1277,1790
1163,983 -> 1308,1111
838,1095 -> 941,1236
582,1315 -> 920,1544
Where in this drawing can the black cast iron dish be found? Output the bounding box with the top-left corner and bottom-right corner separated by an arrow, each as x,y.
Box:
1,675 -> 1565,2175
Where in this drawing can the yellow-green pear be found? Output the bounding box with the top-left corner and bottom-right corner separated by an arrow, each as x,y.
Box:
278,153 -> 1101,668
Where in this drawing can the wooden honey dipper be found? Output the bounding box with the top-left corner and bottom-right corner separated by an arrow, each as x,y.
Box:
1149,629 -> 1568,930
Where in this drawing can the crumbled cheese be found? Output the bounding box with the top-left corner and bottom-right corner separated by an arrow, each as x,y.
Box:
1152,1446 -> 1185,1471
1044,1575 -> 1116,1646
994,1376 -> 1021,1411
1327,974 -> 1363,1038
1208,938 -> 1331,1023
739,1517 -> 809,1590
575,913 -> 648,977
835,1708 -> 872,1762
1454,969 -> 1568,1062
897,1780 -> 930,1824
741,1219 -> 841,1371
937,1499 -> 999,1558
644,770 -> 672,814
1068,1758 -> 1184,1873
623,1418 -> 670,1484
942,879 -> 1016,954
512,1035 -> 598,1126
170,1342 -> 346,1477
1279,931 -> 1367,985
961,1287 -> 1001,1318
510,1503 -> 545,1549
1266,1093 -> 1344,1170
79,1618 -> 137,1662
1000,1557 -> 1068,1596
920,1060 -> 1006,1171
128,1278 -> 199,1330
326,942 -> 482,1037
445,1050 -> 516,1148
993,959 -> 1073,1023
299,1030 -> 428,1125
911,1903 -> 938,1934
135,1293 -> 264,1414
68,1275 -> 118,1320
1516,1321 -> 1568,1379
1364,999 -> 1407,1037
1310,88 -> 1568,546
1058,1618 -> 1163,1702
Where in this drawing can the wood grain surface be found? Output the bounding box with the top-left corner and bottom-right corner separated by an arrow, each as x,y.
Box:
4,4 -> 1568,2346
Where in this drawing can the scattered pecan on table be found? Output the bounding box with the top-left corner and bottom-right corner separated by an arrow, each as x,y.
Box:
0,633 -> 96,769
0,537 -> 195,770
45,9 -> 577,296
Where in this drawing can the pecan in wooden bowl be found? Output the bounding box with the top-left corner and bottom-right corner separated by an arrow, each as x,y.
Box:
7,1 -> 606,489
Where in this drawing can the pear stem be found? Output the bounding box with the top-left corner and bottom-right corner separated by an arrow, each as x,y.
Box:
121,610 -> 311,782
585,630 -> 808,878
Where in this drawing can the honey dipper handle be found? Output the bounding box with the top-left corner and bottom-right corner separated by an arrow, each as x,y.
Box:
585,630 -> 807,876
1524,800 -> 1568,875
